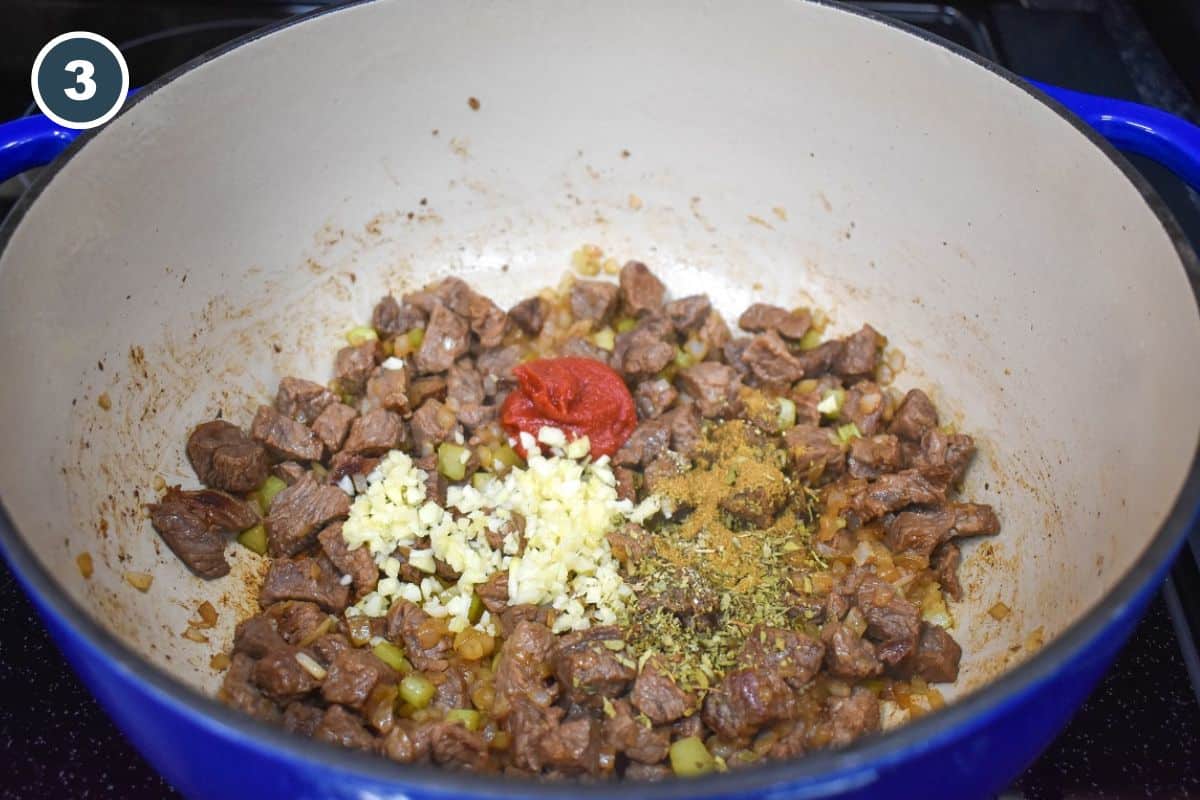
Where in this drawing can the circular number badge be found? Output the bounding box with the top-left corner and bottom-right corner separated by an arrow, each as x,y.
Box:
31,32 -> 129,130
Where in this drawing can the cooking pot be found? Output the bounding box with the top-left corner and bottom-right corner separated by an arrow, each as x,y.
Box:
1,2 -> 1198,798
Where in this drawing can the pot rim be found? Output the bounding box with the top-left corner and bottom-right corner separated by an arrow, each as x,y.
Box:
0,1 -> 1197,796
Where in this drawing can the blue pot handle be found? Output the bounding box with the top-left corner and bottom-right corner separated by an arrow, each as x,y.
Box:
1029,80 -> 1200,192
0,82 -> 1198,190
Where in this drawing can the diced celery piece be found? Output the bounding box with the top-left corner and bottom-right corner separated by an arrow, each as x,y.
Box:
237,523 -> 268,555
437,442 -> 469,481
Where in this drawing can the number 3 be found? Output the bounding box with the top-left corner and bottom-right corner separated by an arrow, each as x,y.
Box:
64,59 -> 96,101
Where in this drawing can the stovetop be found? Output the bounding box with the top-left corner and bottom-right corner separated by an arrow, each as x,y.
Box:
1,2 -> 1199,798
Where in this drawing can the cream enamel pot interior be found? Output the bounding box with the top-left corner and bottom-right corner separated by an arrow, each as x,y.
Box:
0,1 -> 1198,798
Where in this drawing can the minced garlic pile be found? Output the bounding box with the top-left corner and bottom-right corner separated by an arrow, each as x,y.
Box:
341,429 -> 659,635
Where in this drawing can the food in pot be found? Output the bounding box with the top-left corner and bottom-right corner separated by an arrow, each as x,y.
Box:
147,255 -> 1000,779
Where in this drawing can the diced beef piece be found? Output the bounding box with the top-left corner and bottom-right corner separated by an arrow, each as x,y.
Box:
613,466 -> 638,502
372,294 -> 426,337
613,316 -> 675,379
328,452 -> 380,485
847,434 -> 903,479
312,633 -> 351,665
664,294 -> 712,334
842,381 -> 886,436
492,620 -> 557,715
932,541 -> 963,600
475,571 -> 510,614
498,604 -> 552,637
385,599 -> 451,672
613,417 -> 671,467
538,717 -> 603,775
738,303 -> 812,340
275,377 -> 337,424
570,280 -> 619,325
311,403 -> 357,453
794,340 -> 844,378
322,648 -> 395,709
272,461 -> 308,486
826,687 -> 880,747
561,337 -> 610,364
768,721 -> 809,760
821,621 -> 883,680
832,324 -> 883,381
907,429 -> 977,487
893,622 -> 961,684
431,720 -> 489,769
672,714 -> 704,740
408,375 -> 448,407
553,626 -> 635,708
677,362 -> 741,418
341,408 -> 406,456
697,309 -> 732,354
508,696 -> 563,771
952,502 -> 1000,536
784,425 -> 844,481
411,277 -> 509,348
253,647 -> 322,701
619,260 -> 666,316
314,704 -> 376,752
334,341 -> 380,395
718,462 -> 788,528
186,420 -> 269,493
466,295 -> 510,349
233,614 -> 286,658
409,399 -> 460,455
625,763 -> 673,782
475,345 -> 522,390
889,389 -> 938,441
220,653 -> 281,723
631,656 -> 695,725
702,667 -> 798,743
884,507 -> 955,559
251,405 -> 324,462
447,361 -> 485,407
260,556 -> 351,612
147,487 -> 259,579
603,698 -> 671,764
266,474 -> 350,557
851,470 -> 944,522
737,625 -> 825,689
270,600 -> 327,645
318,522 -> 377,599
365,367 -> 409,414
509,296 -> 548,336
854,572 -> 921,665
414,454 -> 448,505
636,567 -> 720,620
282,702 -> 323,737
667,403 -> 702,457
382,719 -> 434,764
643,454 -> 686,493
606,522 -> 652,566
414,304 -> 470,374
723,338 -> 751,378
458,402 -> 498,434
742,330 -> 805,385
635,378 -> 677,418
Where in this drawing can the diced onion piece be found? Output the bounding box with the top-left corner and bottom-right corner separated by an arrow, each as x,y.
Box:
209,653 -> 231,671
817,389 -> 845,417
373,641 -> 413,673
295,651 -> 327,680
536,426 -> 567,448
670,736 -> 716,777
381,356 -> 405,371
836,422 -> 862,444
988,601 -> 1011,621
564,436 -> 591,460
399,672 -> 435,708
347,615 -> 374,647
445,709 -> 483,731
196,601 -> 219,628
345,325 -> 379,346
298,615 -> 336,647
777,397 -> 797,430
408,549 -> 436,574
437,442 -> 469,481
123,571 -> 153,592
76,552 -> 93,579
591,327 -> 616,351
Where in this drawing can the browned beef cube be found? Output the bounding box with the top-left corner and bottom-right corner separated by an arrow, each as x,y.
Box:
795,339 -> 844,378
907,428 -> 977,487
847,433 -> 903,479
282,702 -> 323,738
409,399 -> 459,455
322,648 -> 395,708
365,367 -> 408,414
265,473 -> 350,557
272,461 -> 307,485
447,361 -> 485,408
318,521 -> 377,599
664,294 -> 711,334
311,402 -> 357,453
826,687 -> 880,747
821,621 -> 883,680
508,296 -> 548,336
328,452 -> 380,485
893,622 -> 961,683
251,405 -> 324,462
220,653 -> 281,723
385,599 -> 451,672
832,324 -> 883,381
275,377 -> 337,424
613,319 -> 674,379
603,698 -> 670,764
842,380 -> 886,435
259,556 -> 350,612
784,425 -> 844,480
313,704 -> 376,751
147,487 -> 259,579
613,418 -> 671,467
476,345 -> 522,390
701,667 -> 798,742
408,375 -> 447,407
742,330 -> 805,384
415,304 -> 470,374
537,717 -> 602,775
737,303 -> 812,340
619,260 -> 666,316
253,647 -> 322,701
372,294 -> 426,337
334,341 -> 380,395
569,280 -> 619,325
553,627 -> 635,709
233,614 -> 286,658
889,388 -> 938,441
696,308 -> 732,353
341,408 -> 406,456
677,362 -> 741,418
737,625 -> 825,689
932,541 -> 963,600
186,420 -> 269,493
851,470 -> 944,522
269,600 -> 327,645
630,656 -> 695,725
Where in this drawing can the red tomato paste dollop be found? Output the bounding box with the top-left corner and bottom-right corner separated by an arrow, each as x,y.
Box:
500,357 -> 637,459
